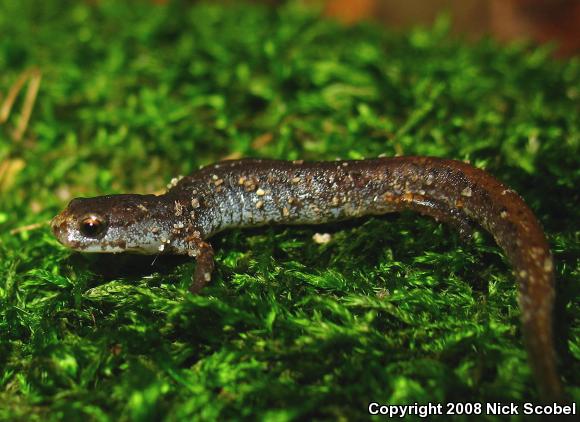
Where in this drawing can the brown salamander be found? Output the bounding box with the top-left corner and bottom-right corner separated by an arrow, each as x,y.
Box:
51,156 -> 563,401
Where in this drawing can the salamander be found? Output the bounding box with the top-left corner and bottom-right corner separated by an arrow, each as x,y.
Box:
50,156 -> 563,401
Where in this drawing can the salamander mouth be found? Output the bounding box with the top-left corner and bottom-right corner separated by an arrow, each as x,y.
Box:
79,243 -> 160,254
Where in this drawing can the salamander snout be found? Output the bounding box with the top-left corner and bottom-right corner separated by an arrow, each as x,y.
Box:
51,209 -> 110,250
51,210 -> 75,247
52,194 -> 174,254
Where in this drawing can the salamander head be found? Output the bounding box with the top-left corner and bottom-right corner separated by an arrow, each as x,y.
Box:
51,194 -> 175,254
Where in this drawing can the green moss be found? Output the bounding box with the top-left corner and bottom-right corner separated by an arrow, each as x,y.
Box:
1,1 -> 578,420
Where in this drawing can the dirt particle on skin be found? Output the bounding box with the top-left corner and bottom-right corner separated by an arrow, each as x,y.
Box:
312,232 -> 332,244
166,175 -> 184,189
461,187 -> 472,197
282,207 -> 289,217
174,201 -> 184,216
291,177 -> 301,184
544,257 -> 553,272
256,188 -> 266,196
255,200 -> 264,209
191,198 -> 200,208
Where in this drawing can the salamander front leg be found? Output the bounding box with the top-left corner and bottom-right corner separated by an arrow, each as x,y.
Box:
190,241 -> 215,294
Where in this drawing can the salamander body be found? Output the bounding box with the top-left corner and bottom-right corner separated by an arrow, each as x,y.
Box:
51,156 -> 562,401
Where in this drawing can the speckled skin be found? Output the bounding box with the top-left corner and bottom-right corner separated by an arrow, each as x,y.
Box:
51,156 -> 562,401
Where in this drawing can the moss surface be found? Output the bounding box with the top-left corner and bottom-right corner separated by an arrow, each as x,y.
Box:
0,1 -> 578,420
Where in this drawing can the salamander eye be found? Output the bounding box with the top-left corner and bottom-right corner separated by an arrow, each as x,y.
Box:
79,215 -> 107,237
